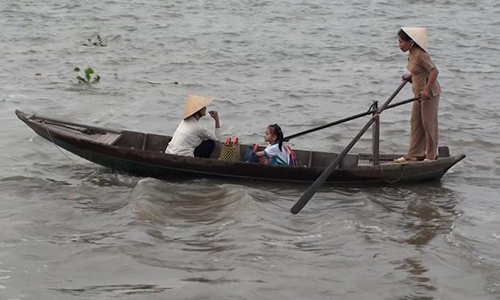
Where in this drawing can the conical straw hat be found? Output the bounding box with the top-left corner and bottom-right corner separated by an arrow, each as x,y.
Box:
183,95 -> 214,119
401,27 -> 428,52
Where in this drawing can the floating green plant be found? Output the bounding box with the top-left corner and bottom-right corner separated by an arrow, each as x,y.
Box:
74,67 -> 100,84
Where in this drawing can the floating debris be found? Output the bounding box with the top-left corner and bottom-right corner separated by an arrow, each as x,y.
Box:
83,34 -> 106,47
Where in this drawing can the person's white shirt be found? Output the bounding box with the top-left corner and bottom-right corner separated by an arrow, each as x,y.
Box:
264,143 -> 289,166
165,117 -> 221,156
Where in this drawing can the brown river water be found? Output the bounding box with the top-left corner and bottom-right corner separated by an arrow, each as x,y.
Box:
1,0 -> 500,299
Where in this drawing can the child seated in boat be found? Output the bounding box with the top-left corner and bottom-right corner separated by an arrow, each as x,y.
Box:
249,124 -> 296,166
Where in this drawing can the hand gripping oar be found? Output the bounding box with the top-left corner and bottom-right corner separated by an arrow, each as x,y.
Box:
290,80 -> 409,214
284,96 -> 420,141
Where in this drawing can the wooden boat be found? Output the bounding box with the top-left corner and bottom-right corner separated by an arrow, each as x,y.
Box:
16,110 -> 465,184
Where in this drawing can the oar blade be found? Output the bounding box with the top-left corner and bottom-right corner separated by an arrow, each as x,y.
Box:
290,155 -> 345,214
290,175 -> 328,214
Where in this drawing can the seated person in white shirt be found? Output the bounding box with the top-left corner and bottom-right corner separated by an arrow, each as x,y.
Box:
165,95 -> 221,158
252,124 -> 290,166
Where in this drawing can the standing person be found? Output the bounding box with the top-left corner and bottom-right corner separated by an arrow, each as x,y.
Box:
165,95 -> 221,158
395,27 -> 441,163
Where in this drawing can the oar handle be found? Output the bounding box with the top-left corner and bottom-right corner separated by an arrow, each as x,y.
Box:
290,80 -> 409,214
283,110 -> 371,141
375,80 -> 408,113
385,96 -> 420,110
284,95 -> 419,142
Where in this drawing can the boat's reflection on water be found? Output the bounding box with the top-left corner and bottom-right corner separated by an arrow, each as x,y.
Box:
361,182 -> 462,298
385,182 -> 460,247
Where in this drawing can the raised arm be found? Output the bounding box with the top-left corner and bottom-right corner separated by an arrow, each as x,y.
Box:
199,110 -> 221,141
209,111 -> 220,129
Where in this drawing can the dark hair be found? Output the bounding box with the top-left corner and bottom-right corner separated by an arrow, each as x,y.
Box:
398,29 -> 412,42
268,124 -> 284,151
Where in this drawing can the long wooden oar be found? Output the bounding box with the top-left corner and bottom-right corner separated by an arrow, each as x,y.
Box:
284,96 -> 420,141
290,80 -> 409,214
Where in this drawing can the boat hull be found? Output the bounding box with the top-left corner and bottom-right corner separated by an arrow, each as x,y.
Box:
16,110 -> 465,184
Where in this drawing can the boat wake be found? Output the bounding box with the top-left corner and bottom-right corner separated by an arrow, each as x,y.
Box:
129,178 -> 255,225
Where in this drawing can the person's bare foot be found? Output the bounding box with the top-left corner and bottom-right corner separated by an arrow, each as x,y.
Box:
394,156 -> 419,163
404,155 -> 421,161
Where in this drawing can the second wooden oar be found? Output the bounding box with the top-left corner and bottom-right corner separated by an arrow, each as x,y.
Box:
284,96 -> 420,141
290,80 -> 409,214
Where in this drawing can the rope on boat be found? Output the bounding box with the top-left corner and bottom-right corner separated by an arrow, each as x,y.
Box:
43,121 -> 78,164
379,162 -> 407,183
